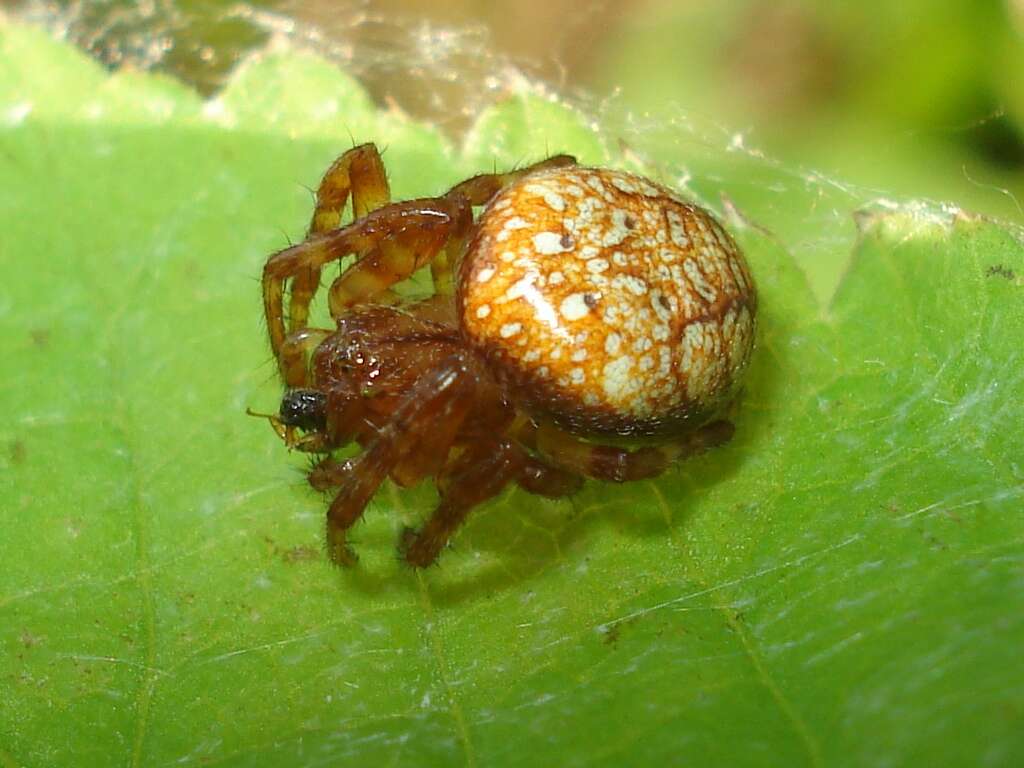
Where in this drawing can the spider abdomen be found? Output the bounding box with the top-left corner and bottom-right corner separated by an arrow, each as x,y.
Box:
458,166 -> 757,438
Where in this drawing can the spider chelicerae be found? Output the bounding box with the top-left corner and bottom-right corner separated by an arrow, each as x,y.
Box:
257,143 -> 757,567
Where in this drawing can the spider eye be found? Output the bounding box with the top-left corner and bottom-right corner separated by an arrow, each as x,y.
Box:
279,388 -> 327,431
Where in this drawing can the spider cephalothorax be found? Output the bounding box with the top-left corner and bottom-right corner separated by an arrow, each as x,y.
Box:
260,143 -> 756,567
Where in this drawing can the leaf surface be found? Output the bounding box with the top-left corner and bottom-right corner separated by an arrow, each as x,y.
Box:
1,23 -> 1022,768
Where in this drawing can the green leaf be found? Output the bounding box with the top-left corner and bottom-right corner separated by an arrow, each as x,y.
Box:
2,21 -> 1022,768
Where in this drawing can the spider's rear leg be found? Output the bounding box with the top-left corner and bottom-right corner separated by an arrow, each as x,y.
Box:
290,144 -> 392,334
534,420 -> 735,483
517,456 -> 584,498
324,352 -> 476,566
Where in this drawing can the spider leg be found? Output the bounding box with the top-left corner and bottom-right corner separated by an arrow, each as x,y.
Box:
323,352 -> 476,566
278,327 -> 332,388
427,220 -> 468,299
533,420 -> 735,483
517,455 -> 584,498
427,153 -> 579,296
264,151 -> 578,362
442,153 -> 577,206
308,456 -> 357,492
290,144 -> 392,335
310,143 -> 391,233
263,198 -> 468,362
324,196 -> 473,317
402,438 -> 525,568
388,401 -> 470,489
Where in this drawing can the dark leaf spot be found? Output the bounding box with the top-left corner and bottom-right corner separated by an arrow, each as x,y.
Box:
9,440 -> 26,464
986,264 -> 1016,280
30,328 -> 50,347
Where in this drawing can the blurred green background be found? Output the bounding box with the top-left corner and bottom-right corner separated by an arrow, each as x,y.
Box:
6,0 -> 1024,221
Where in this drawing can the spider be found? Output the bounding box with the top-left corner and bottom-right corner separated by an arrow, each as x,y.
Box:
259,143 -> 757,567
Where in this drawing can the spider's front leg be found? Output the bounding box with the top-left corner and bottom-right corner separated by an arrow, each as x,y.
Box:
323,352 -> 477,566
262,195 -> 472,364
290,144 -> 392,336
318,153 -> 579,316
401,438 -> 526,568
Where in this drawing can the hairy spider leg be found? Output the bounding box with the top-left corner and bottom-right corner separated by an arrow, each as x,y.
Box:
302,358 -> 476,494
402,438 -> 526,568
264,150 -> 578,363
278,327 -> 333,388
324,201 -> 471,316
534,420 -> 736,483
516,455 -> 584,497
289,144 -> 392,335
264,200 -> 463,362
322,150 -> 576,314
443,153 -> 577,204
324,353 -> 477,566
310,143 -> 392,233
427,153 -> 579,296
306,435 -> 581,502
308,456 -> 356,491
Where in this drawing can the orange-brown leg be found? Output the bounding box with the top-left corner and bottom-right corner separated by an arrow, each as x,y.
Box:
263,196 -> 471,362
277,327 -> 333,388
390,454 -> 580,561
323,215 -> 470,316
248,329 -> 333,447
289,144 -> 392,334
443,153 -> 576,205
534,420 -> 735,483
323,353 -> 476,566
517,456 -> 584,497
265,151 -> 579,360
309,143 -> 392,233
308,456 -> 357,491
425,153 -> 578,296
401,438 -> 526,568
321,153 -> 576,313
